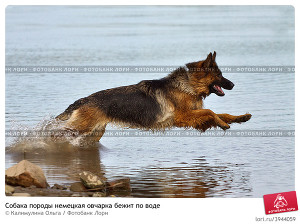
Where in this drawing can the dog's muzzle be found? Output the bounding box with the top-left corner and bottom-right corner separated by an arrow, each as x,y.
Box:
211,77 -> 234,96
221,77 -> 234,90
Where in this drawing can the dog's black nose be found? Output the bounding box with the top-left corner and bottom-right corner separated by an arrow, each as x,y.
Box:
229,82 -> 234,90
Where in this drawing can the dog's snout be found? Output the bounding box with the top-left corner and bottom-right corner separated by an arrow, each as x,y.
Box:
221,77 -> 234,90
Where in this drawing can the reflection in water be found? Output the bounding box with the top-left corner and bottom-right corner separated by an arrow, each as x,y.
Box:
130,161 -> 252,198
5,143 -> 251,198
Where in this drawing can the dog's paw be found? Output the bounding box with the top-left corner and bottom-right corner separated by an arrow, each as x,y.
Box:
236,113 -> 252,123
220,123 -> 230,130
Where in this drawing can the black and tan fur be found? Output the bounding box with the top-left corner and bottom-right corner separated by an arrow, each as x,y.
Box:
56,52 -> 251,142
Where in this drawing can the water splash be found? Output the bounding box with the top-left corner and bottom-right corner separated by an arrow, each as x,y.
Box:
6,115 -> 93,152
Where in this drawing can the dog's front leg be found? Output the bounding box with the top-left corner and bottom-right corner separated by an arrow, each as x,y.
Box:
174,109 -> 230,131
217,113 -> 252,124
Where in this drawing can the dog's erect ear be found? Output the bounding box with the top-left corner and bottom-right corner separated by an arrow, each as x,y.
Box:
203,52 -> 213,67
212,51 -> 216,61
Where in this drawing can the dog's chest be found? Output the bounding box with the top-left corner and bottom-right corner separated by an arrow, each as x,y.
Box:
192,100 -> 203,110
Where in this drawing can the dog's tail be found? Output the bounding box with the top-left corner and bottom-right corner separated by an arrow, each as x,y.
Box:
56,97 -> 89,121
56,111 -> 71,121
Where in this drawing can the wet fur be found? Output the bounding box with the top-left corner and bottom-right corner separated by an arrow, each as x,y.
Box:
56,52 -> 251,142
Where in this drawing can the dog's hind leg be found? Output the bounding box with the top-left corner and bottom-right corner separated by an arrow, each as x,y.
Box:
217,113 -> 252,124
90,124 -> 107,142
65,105 -> 110,142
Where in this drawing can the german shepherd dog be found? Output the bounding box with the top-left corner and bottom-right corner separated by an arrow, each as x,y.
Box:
56,52 -> 251,142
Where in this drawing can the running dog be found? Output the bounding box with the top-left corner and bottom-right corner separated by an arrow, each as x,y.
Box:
56,52 -> 251,142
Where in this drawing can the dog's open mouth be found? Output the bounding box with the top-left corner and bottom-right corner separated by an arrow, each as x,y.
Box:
212,84 -> 225,96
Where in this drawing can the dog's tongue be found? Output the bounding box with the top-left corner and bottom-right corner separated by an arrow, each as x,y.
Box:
214,85 -> 224,95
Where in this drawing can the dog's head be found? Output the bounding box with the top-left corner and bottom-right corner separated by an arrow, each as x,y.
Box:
186,51 -> 234,97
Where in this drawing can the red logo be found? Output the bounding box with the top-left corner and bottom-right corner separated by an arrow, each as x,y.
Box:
263,191 -> 298,215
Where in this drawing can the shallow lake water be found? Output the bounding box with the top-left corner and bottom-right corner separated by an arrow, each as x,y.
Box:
5,6 -> 294,197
